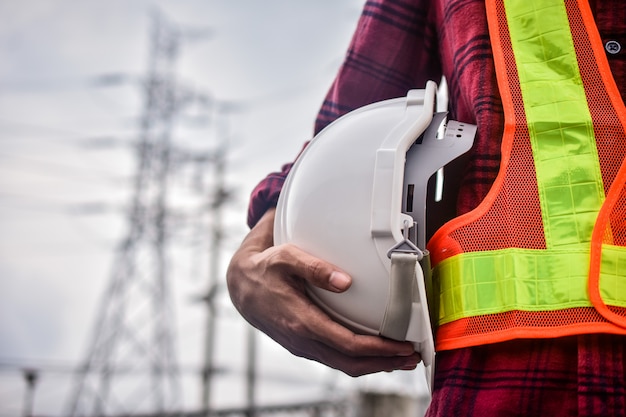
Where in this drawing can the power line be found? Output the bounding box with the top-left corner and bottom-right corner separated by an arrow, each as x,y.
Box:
0,358 -> 220,376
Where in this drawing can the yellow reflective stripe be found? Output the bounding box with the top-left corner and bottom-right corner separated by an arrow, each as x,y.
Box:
505,0 -> 605,248
599,245 -> 626,306
436,246 -> 626,325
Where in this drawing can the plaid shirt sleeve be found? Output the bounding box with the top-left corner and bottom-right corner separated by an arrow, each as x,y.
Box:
247,0 -> 441,228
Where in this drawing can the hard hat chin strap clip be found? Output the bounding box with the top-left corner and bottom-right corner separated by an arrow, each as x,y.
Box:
386,220 -> 424,260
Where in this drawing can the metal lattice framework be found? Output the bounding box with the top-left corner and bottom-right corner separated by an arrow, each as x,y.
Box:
65,12 -> 183,416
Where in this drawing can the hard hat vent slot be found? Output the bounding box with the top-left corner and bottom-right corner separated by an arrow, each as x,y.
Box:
406,184 -> 415,212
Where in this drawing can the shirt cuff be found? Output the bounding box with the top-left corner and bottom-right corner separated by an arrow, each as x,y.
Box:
246,162 -> 293,228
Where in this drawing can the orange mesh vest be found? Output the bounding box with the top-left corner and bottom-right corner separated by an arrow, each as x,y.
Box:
427,0 -> 626,351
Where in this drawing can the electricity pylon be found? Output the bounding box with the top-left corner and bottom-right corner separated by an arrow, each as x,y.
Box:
65,11 -> 184,416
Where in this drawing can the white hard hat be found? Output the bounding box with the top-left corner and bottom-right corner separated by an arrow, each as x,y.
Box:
274,81 -> 475,387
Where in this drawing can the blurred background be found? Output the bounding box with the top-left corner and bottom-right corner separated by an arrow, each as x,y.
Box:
0,0 -> 429,416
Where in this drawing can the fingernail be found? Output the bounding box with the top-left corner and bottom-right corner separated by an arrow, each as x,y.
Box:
329,271 -> 351,291
397,344 -> 416,356
401,356 -> 421,370
401,362 -> 419,370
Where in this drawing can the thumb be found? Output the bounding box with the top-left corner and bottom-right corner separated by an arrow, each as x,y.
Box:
278,244 -> 352,293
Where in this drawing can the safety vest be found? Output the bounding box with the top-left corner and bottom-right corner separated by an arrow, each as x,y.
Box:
427,0 -> 626,351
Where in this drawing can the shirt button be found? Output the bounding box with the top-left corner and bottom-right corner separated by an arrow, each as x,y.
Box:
605,40 -> 621,55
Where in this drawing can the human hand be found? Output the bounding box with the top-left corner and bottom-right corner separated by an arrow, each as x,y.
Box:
226,208 -> 422,377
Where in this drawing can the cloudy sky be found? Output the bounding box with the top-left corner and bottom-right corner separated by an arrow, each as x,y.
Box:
0,0 -> 429,415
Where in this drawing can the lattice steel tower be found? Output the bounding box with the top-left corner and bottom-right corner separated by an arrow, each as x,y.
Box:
66,12 -> 184,416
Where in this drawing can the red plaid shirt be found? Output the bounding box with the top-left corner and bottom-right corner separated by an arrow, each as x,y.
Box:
248,0 -> 626,415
